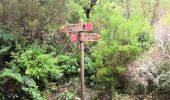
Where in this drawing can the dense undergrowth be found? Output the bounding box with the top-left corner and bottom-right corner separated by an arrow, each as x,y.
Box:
0,0 -> 170,99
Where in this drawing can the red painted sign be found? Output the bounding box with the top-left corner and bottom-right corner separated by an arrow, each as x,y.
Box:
70,33 -> 78,42
85,22 -> 93,31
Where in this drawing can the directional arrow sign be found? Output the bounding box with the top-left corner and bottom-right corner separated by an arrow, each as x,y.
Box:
61,23 -> 93,33
62,24 -> 84,32
80,33 -> 101,41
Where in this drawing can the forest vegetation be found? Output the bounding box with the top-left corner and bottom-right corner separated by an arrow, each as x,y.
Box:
0,0 -> 170,100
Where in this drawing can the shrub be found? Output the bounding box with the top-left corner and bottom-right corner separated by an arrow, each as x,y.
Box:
0,43 -> 63,99
158,60 -> 170,94
90,0 -> 153,96
9,44 -> 62,80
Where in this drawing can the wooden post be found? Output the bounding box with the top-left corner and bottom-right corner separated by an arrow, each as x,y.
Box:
61,19 -> 100,100
79,19 -> 85,100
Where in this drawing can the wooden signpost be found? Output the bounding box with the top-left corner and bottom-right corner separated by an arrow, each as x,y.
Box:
62,19 -> 100,100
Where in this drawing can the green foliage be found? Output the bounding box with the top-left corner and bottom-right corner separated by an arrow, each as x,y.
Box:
0,43 -> 63,99
0,0 -> 69,42
158,61 -> 170,93
56,90 -> 76,100
166,44 -> 170,54
0,46 -> 12,56
0,24 -> 15,69
0,69 -> 22,83
0,25 -> 14,41
84,56 -> 94,76
10,44 -> 62,80
0,0 -> 168,99
0,25 -> 14,55
90,0 -> 154,95
162,14 -> 170,25
57,54 -> 79,75
115,66 -> 127,74
137,31 -> 154,50
67,0 -> 87,22
0,68 -> 45,100
95,67 -> 115,90
22,87 -> 45,100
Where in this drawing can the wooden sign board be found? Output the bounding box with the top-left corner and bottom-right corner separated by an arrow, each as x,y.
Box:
80,33 -> 101,41
61,23 -> 93,33
62,24 -> 84,32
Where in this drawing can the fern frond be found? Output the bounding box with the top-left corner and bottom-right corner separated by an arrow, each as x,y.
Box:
0,46 -> 11,56
22,76 -> 37,88
0,69 -> 22,83
0,31 -> 14,42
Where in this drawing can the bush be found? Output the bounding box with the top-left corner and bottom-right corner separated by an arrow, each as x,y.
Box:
158,60 -> 170,94
9,43 -> 62,80
0,43 -> 63,99
0,25 -> 15,68
90,0 -> 153,96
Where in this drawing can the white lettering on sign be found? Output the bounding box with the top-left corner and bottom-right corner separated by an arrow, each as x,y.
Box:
63,24 -> 84,32
80,33 -> 101,41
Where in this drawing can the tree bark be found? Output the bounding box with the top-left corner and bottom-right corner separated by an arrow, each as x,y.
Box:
151,0 -> 160,25
84,0 -> 97,19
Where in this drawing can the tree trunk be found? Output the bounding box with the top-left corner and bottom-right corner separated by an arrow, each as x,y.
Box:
84,0 -> 97,19
151,0 -> 160,25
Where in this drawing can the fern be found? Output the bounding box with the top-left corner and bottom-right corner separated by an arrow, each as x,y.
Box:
21,76 -> 46,100
21,76 -> 37,88
0,33 -> 14,42
21,78 -> 46,100
22,87 -> 45,100
0,69 -> 45,100
0,26 -> 14,42
0,69 -> 22,83
0,26 -> 14,65
0,46 -> 11,56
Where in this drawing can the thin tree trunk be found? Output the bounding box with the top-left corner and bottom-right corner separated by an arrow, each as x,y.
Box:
151,0 -> 160,25
126,0 -> 130,19
84,0 -> 97,19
